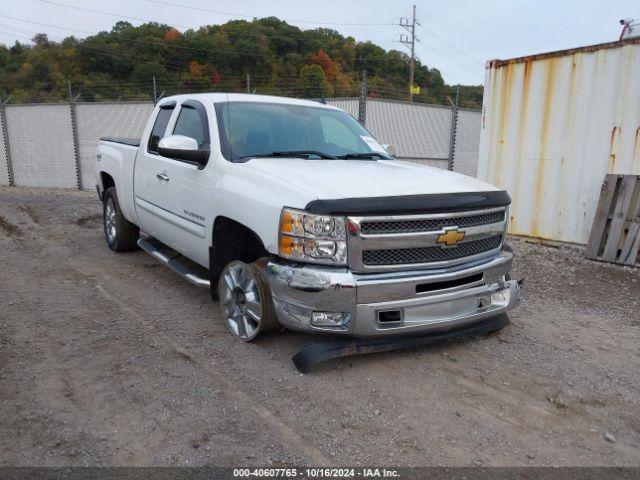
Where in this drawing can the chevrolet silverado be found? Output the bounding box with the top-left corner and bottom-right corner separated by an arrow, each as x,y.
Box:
96,93 -> 521,343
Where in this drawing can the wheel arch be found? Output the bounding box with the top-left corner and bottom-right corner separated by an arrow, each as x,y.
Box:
99,171 -> 115,195
209,216 -> 271,289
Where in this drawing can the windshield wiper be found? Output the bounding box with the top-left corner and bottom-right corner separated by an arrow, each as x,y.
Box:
240,150 -> 337,159
336,152 -> 392,160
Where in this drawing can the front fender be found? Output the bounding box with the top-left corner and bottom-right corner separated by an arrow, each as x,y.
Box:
210,161 -> 317,254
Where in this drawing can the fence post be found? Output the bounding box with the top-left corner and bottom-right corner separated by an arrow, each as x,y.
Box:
0,97 -> 14,186
447,85 -> 459,171
153,76 -> 157,104
358,70 -> 367,126
68,80 -> 82,190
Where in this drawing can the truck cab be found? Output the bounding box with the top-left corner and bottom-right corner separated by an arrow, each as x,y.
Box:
96,93 -> 521,342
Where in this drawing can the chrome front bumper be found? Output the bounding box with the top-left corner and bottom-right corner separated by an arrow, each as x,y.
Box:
264,252 -> 521,338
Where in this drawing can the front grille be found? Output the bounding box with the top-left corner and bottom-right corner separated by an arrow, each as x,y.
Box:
360,210 -> 505,235
362,235 -> 503,266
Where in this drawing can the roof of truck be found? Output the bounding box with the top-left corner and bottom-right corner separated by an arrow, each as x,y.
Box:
158,93 -> 342,110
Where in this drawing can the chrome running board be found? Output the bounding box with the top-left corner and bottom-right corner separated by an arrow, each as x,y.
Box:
137,238 -> 210,289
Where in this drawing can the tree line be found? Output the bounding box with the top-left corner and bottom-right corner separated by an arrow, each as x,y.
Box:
0,17 -> 483,108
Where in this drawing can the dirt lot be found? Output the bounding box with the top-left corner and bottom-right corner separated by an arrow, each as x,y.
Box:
0,186 -> 639,467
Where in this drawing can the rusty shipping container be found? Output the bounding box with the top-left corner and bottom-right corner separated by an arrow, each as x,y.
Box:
478,37 -> 640,244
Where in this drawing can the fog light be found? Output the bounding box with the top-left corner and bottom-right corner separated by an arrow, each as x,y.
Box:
311,311 -> 351,330
477,294 -> 492,309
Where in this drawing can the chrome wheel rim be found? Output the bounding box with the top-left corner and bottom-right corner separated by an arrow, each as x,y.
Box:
105,197 -> 117,244
221,263 -> 262,340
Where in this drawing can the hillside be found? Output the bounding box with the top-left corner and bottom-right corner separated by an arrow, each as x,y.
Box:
0,18 -> 483,108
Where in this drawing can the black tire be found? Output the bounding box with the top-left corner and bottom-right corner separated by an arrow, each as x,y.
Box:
249,259 -> 281,333
103,186 -> 139,252
217,259 -> 280,342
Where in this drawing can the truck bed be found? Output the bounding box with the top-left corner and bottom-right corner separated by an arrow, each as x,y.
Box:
100,137 -> 141,147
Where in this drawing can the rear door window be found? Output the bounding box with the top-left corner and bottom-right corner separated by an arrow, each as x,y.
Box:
147,107 -> 174,154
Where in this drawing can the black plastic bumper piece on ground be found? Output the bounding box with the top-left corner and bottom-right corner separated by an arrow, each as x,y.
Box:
292,314 -> 510,373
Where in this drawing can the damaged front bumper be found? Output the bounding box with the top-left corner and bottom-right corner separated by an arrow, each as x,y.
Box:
264,251 -> 522,338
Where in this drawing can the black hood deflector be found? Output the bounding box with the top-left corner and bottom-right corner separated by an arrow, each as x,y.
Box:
305,190 -> 511,216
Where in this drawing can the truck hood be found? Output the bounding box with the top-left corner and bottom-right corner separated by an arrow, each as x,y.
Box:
244,158 -> 500,200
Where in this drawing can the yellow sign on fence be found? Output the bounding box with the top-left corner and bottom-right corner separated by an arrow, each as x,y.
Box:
410,85 -> 421,95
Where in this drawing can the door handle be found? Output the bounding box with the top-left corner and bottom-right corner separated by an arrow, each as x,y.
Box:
156,172 -> 170,182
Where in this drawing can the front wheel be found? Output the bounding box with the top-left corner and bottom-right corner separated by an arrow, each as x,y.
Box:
218,260 -> 280,342
103,187 -> 139,252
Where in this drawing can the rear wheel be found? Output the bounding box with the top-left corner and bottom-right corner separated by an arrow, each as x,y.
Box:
103,187 -> 139,252
218,260 -> 280,342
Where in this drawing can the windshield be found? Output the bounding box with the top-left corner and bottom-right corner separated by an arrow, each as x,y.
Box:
214,101 -> 391,161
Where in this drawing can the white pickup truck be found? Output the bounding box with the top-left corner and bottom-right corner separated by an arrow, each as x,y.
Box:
96,93 -> 521,343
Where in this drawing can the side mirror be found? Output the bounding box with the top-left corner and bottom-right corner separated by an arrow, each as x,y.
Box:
382,143 -> 396,157
158,135 -> 210,168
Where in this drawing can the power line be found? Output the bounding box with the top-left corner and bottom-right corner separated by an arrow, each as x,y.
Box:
0,30 -> 21,43
0,17 -> 249,56
0,11 -> 481,92
0,12 -> 399,50
0,13 -> 93,34
0,70 -> 453,104
0,27 -> 193,70
145,0 -> 393,26
0,27 -> 479,96
0,23 -> 41,35
0,27 -> 412,95
417,23 -> 484,68
415,41 -> 484,82
0,17 -> 410,70
421,11 -> 486,55
0,9 -> 402,59
36,0 -> 392,29
36,0 -> 192,29
393,12 -> 485,83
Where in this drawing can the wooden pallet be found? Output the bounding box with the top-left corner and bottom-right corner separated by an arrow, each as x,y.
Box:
585,174 -> 640,266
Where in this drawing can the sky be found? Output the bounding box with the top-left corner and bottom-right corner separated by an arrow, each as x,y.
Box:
0,0 -> 637,86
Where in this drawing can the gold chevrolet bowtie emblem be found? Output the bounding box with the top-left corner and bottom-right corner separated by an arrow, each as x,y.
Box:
436,228 -> 465,246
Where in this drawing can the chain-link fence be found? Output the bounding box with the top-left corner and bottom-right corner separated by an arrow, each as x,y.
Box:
318,97 -> 480,172
366,98 -> 453,168
5,104 -> 78,188
0,96 -> 480,190
76,102 -> 155,189
324,98 -> 360,118
0,105 -> 9,186
451,108 -> 482,177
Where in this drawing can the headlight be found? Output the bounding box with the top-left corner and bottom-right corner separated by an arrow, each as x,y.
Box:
279,208 -> 347,265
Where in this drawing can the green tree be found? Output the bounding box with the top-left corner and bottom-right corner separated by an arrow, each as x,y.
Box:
0,17 -> 483,106
131,61 -> 168,85
299,64 -> 333,98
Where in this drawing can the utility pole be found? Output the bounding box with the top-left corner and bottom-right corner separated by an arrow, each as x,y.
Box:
399,5 -> 419,102
246,74 -> 251,94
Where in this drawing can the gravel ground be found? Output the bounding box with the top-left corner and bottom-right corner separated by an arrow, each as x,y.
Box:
0,186 -> 639,467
